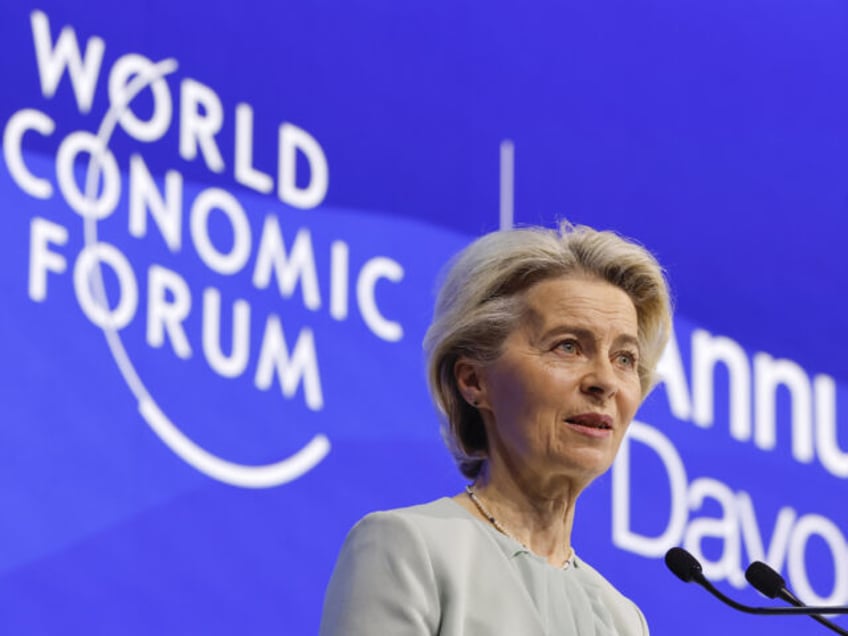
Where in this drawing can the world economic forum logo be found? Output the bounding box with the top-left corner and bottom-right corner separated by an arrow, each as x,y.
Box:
5,10 -> 407,487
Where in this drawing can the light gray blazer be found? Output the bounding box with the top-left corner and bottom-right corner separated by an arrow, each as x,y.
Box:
320,498 -> 649,635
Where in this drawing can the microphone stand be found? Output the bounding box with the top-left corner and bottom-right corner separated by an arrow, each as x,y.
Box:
666,548 -> 848,616
746,561 -> 848,636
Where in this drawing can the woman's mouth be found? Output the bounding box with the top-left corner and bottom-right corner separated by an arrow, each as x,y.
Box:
564,413 -> 614,437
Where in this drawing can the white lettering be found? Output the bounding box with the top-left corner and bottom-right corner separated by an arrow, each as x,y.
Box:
254,315 -> 323,410
179,78 -> 224,172
147,264 -> 192,358
73,242 -> 138,329
655,329 -> 692,420
691,329 -> 751,441
753,352 -> 814,462
737,490 -> 795,570
612,421 -> 688,557
684,477 -> 744,587
29,217 -> 68,301
129,153 -> 183,252
108,53 -> 173,142
3,109 -> 55,199
252,219 -> 320,309
189,187 -> 251,274
814,375 -> 848,477
202,287 -> 251,378
30,10 -> 105,114
234,103 -> 272,194
330,240 -> 349,321
56,131 -> 121,219
357,256 -> 404,342
787,515 -> 848,605
277,122 -> 328,209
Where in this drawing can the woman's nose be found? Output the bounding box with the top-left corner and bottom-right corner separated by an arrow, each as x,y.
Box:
580,357 -> 618,400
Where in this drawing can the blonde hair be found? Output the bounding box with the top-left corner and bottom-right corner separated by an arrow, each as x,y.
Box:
423,222 -> 672,479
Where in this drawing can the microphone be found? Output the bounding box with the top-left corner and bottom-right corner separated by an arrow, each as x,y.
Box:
746,561 -> 848,636
664,547 -> 848,616
746,560 -> 802,604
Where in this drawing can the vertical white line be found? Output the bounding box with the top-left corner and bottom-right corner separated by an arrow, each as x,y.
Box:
499,139 -> 515,230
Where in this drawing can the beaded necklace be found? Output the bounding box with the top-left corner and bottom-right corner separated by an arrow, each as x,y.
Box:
465,484 -> 574,570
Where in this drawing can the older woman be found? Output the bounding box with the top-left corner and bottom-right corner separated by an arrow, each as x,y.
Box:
320,222 -> 672,635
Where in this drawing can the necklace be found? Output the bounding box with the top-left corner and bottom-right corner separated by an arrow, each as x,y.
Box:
465,484 -> 574,570
465,484 -> 525,547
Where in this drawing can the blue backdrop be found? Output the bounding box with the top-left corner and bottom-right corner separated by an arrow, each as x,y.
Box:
2,2 -> 848,634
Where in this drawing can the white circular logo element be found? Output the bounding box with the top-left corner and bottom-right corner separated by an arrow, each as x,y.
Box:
79,58 -> 330,488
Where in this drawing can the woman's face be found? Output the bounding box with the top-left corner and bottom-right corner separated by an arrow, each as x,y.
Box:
470,275 -> 643,490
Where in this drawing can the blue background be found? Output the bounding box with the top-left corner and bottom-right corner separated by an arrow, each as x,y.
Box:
2,2 -> 848,633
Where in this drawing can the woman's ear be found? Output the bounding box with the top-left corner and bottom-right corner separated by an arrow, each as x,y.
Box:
454,357 -> 486,408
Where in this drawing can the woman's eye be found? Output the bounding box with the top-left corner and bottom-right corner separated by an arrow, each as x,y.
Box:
558,340 -> 578,354
616,352 -> 638,368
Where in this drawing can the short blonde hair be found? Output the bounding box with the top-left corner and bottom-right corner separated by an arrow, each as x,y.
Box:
423,222 -> 672,479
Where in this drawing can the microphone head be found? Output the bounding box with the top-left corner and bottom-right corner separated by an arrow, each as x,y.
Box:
745,561 -> 786,599
665,547 -> 703,583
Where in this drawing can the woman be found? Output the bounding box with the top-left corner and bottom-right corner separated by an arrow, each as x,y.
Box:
320,222 -> 672,635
